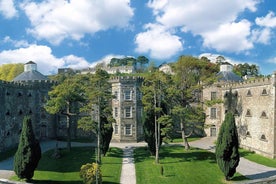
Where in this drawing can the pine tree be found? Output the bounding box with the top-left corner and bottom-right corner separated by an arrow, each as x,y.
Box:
215,89 -> 240,180
14,116 -> 41,181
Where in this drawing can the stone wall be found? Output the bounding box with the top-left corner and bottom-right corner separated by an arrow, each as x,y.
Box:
0,80 -> 57,152
203,75 -> 276,158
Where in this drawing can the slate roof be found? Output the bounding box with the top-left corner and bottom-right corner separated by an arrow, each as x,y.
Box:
217,71 -> 243,82
13,70 -> 48,82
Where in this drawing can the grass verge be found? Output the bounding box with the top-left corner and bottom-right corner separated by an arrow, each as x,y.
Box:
240,148 -> 276,168
134,145 -> 247,184
12,147 -> 122,184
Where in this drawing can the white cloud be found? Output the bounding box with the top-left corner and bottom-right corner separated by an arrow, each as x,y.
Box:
0,0 -> 17,19
0,44 -> 90,74
256,12 -> 276,28
3,36 -> 30,48
135,23 -> 183,59
252,28 -> 271,44
202,20 -> 253,52
20,0 -> 134,45
145,0 -> 261,53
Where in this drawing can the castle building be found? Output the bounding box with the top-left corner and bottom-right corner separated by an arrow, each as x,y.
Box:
0,61 -> 57,152
203,63 -> 276,158
109,76 -> 144,142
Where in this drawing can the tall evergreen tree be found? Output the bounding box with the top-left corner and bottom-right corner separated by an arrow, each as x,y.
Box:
14,116 -> 41,181
215,89 -> 240,180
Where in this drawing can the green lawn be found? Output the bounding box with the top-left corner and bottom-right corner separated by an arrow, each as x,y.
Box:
134,145 -> 247,184
13,147 -> 122,184
240,148 -> 276,168
170,137 -> 201,143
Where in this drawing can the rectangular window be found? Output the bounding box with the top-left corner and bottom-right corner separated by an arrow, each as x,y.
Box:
114,107 -> 118,117
124,90 -> 132,100
125,106 -> 132,118
114,91 -> 119,100
210,108 -> 217,119
211,92 -> 217,100
125,124 -> 132,135
114,125 -> 119,134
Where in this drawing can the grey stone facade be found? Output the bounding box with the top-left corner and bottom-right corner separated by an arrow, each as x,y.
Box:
110,76 -> 144,142
203,72 -> 276,158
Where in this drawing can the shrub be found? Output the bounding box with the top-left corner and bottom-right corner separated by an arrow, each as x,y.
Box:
80,163 -> 102,184
13,116 -> 41,181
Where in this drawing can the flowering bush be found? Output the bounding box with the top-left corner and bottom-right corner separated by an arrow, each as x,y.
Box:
80,163 -> 102,184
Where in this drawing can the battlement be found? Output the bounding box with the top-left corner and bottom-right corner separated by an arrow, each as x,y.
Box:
109,76 -> 144,83
0,79 -> 56,89
220,76 -> 274,89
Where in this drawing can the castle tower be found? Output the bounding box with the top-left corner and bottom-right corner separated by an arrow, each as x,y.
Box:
110,76 -> 144,142
13,61 -> 48,82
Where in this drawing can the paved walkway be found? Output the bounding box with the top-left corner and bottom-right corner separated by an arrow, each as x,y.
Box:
189,137 -> 276,181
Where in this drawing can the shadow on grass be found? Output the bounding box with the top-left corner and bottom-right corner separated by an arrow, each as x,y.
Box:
30,179 -> 81,184
134,145 -> 216,164
30,180 -> 119,184
37,147 -> 95,172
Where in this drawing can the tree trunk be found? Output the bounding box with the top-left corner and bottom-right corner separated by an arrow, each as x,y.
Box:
66,105 -> 71,151
154,91 -> 159,164
180,120 -> 190,150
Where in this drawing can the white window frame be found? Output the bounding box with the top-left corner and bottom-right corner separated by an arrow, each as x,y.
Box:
114,124 -> 119,135
125,124 -> 132,135
210,108 -> 217,119
124,90 -> 132,100
125,106 -> 132,118
114,107 -> 118,118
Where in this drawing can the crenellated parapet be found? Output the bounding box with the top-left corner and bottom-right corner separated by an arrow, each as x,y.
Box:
109,76 -> 144,84
220,76 -> 273,89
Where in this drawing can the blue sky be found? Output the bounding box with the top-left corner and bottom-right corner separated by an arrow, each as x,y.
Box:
0,0 -> 276,75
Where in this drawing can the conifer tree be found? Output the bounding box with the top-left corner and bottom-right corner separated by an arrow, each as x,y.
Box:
215,89 -> 240,180
14,116 -> 41,181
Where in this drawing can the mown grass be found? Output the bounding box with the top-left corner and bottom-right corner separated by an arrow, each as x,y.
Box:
12,147 -> 123,184
239,148 -> 276,168
134,145 -> 247,184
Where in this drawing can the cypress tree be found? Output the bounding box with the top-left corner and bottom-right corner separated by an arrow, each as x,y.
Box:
14,116 -> 41,181
216,89 -> 240,180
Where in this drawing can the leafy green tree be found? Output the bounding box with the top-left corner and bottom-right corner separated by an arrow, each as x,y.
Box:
141,70 -> 173,163
233,63 -> 260,77
171,56 -> 218,149
137,56 -> 149,72
14,116 -> 41,181
216,89 -> 240,181
78,69 -> 114,162
45,74 -> 85,151
0,63 -> 24,81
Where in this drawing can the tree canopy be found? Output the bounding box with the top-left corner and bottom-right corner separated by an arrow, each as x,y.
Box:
0,63 -> 24,81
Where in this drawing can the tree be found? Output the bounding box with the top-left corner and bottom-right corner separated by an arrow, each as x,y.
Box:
137,56 -> 149,72
233,63 -> 260,77
0,63 -> 24,81
171,56 -> 218,149
14,116 -> 41,181
78,69 -> 114,162
45,74 -> 85,151
215,89 -> 240,181
141,70 -> 173,163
